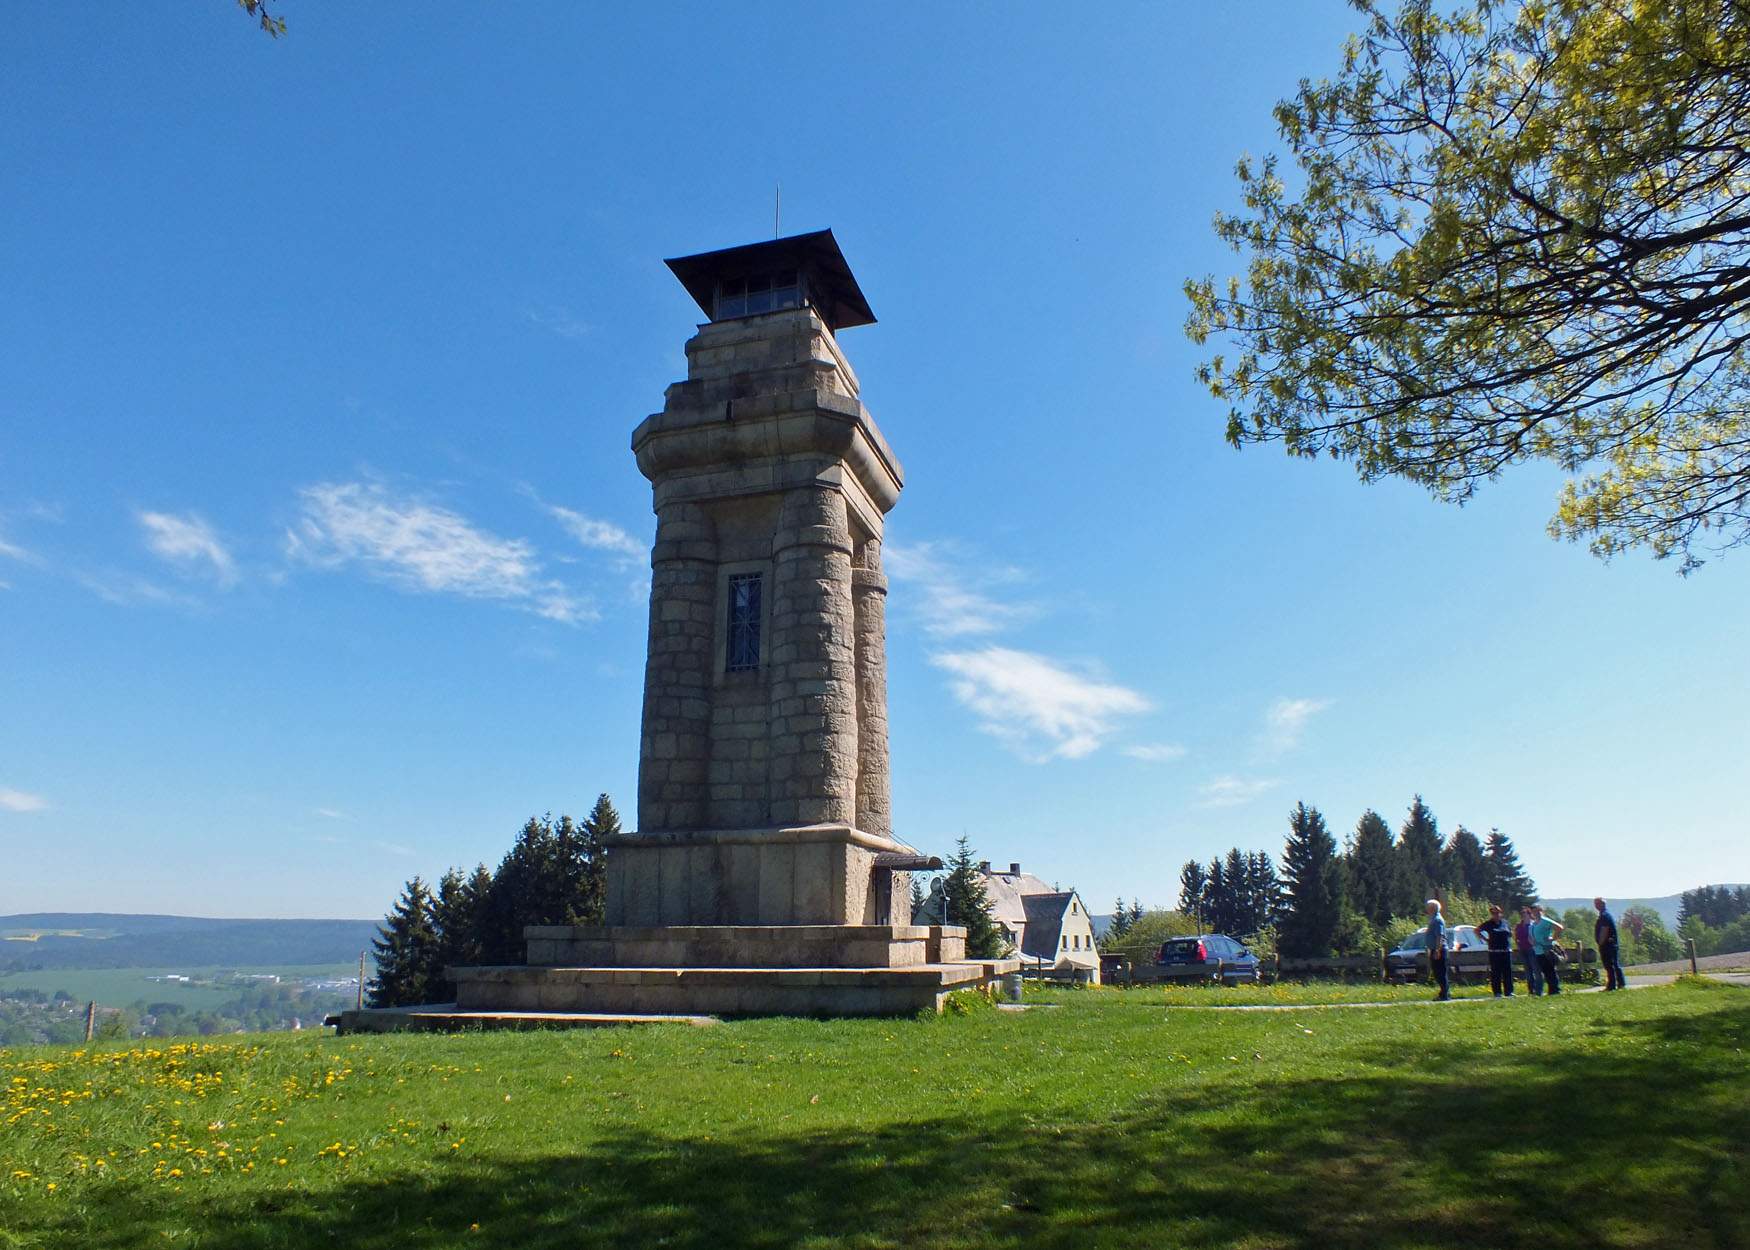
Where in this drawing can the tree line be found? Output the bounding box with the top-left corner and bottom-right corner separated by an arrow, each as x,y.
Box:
1677,885 -> 1750,958
1162,796 -> 1542,959
368,795 -> 620,1008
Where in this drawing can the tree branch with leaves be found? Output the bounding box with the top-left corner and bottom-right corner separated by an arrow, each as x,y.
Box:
1187,0 -> 1750,571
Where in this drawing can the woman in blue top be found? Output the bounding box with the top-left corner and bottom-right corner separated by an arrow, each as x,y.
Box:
1531,906 -> 1565,995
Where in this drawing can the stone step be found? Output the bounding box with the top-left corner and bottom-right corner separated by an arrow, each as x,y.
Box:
522,923 -> 966,968
329,1006 -> 716,1035
453,959 -> 1016,1018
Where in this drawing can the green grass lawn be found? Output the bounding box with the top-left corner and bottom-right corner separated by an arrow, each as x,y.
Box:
2,981 -> 1744,1250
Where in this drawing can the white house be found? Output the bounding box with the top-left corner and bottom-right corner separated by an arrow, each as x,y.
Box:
924,861 -> 1101,983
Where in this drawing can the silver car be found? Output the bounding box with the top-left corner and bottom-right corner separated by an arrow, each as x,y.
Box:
1386,924 -> 1487,981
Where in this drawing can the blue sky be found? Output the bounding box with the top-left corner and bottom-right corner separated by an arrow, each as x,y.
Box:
2,5 -> 1745,919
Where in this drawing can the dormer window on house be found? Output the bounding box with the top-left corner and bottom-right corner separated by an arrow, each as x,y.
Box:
715,270 -> 801,320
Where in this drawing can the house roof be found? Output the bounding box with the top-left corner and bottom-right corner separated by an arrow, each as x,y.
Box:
979,870 -> 1058,926
1018,892 -> 1076,962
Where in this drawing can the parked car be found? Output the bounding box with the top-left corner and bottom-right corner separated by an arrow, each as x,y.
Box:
1386,924 -> 1488,981
1155,934 -> 1262,985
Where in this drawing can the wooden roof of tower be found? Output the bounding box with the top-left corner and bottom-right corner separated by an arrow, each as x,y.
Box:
664,229 -> 877,332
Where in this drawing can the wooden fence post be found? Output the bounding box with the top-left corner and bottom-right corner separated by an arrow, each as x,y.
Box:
1687,938 -> 1699,976
357,951 -> 366,1009
83,1001 -> 96,1043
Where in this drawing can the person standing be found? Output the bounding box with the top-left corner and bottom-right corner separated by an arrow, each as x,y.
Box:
1532,905 -> 1565,995
1425,898 -> 1452,1001
1477,904 -> 1515,997
1515,906 -> 1542,995
1595,897 -> 1626,991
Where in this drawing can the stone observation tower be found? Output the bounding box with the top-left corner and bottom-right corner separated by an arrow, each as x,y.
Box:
617,230 -> 904,927
434,231 -> 1015,1019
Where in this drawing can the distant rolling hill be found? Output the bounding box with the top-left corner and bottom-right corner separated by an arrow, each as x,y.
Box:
1542,886 -> 1748,930
0,913 -> 378,971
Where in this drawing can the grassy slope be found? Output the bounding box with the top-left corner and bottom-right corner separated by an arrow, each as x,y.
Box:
1,982 -> 1744,1250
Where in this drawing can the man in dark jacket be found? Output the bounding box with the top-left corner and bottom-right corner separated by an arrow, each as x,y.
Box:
1595,897 -> 1626,991
1477,904 -> 1514,997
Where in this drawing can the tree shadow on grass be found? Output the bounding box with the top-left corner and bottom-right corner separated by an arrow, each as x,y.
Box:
43,995 -> 1750,1250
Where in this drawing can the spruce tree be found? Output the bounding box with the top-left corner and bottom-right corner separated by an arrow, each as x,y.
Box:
1246,851 -> 1283,931
1279,803 -> 1346,957
1204,859 -> 1228,934
1107,897 -> 1133,943
941,836 -> 1007,958
1345,809 -> 1399,927
369,876 -> 438,1008
1443,826 -> 1490,898
1481,828 -> 1538,910
909,875 -> 926,924
577,793 -> 621,924
478,812 -> 604,963
1178,860 -> 1208,930
1128,899 -> 1145,925
1396,795 -> 1445,910
426,868 -> 478,1001
1223,848 -> 1249,930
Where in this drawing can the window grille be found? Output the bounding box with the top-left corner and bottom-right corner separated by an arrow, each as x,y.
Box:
726,574 -> 762,672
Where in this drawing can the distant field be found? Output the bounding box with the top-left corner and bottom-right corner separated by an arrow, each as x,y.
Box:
0,965 -> 359,1010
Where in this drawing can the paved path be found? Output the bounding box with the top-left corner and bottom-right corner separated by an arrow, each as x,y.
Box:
1169,973 -> 1745,1012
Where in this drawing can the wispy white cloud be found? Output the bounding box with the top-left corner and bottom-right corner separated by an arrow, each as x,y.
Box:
931,646 -> 1150,761
885,541 -> 1031,638
286,481 -> 593,624
73,569 -> 194,608
138,511 -> 237,585
1123,742 -> 1188,763
0,533 -> 30,562
544,501 -> 645,564
1262,697 -> 1331,756
0,787 -> 49,813
1196,775 -> 1280,809
313,807 -> 350,821
525,305 -> 592,341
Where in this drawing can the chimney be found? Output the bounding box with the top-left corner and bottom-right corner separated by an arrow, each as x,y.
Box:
1010,862 -> 1021,875
977,860 -> 990,872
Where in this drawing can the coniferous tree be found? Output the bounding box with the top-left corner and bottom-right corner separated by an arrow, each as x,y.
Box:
1279,803 -> 1346,957
426,868 -> 478,1001
478,811 -> 608,964
941,837 -> 1007,959
1178,860 -> 1208,930
1107,897 -> 1133,944
1443,826 -> 1490,898
1396,795 -> 1445,909
909,875 -> 926,924
577,793 -> 620,924
369,877 -> 438,1008
1128,898 -> 1145,925
1223,848 -> 1249,930
1481,828 -> 1538,910
1345,809 -> 1400,927
1204,859 -> 1228,934
1247,851 -> 1283,931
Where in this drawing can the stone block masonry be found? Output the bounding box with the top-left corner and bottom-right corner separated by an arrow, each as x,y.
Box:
610,304 -> 910,927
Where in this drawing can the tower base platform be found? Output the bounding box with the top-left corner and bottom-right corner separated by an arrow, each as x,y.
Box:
335,924 -> 1017,1027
